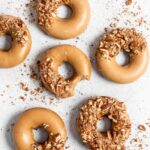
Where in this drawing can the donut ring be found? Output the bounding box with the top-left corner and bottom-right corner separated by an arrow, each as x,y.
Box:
36,0 -> 90,39
77,96 -> 131,150
0,15 -> 31,68
13,108 -> 67,150
39,45 -> 91,98
96,28 -> 149,83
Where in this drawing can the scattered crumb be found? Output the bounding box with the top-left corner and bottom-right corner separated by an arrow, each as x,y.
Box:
138,125 -> 146,131
19,96 -> 25,101
126,0 -> 132,5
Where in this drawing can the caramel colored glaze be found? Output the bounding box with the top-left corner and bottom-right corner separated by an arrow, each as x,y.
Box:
37,0 -> 90,39
0,15 -> 31,68
96,28 -> 149,84
96,49 -> 149,83
13,108 -> 67,150
40,45 -> 91,98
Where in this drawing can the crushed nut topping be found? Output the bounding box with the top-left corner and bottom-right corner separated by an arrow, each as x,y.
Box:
0,16 -> 28,45
36,0 -> 70,27
96,28 -> 147,59
39,58 -> 73,98
33,132 -> 65,150
77,97 -> 131,150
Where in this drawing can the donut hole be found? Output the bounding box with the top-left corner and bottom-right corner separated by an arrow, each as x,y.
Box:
116,51 -> 130,66
0,35 -> 12,51
97,116 -> 112,132
33,127 -> 49,144
58,62 -> 74,79
57,5 -> 72,19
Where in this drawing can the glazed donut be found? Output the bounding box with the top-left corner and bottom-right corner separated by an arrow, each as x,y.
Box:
96,28 -> 149,83
77,97 -> 131,150
13,108 -> 67,150
36,0 -> 90,39
39,45 -> 91,98
0,15 -> 31,68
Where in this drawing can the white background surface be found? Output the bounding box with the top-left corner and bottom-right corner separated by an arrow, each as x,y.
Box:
0,0 -> 150,150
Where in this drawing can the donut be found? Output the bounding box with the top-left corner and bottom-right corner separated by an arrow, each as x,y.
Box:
36,0 -> 90,39
13,108 -> 67,150
0,15 -> 31,68
77,96 -> 131,150
96,28 -> 149,83
39,45 -> 91,98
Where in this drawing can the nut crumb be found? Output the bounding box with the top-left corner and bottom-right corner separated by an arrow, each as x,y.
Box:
126,0 -> 132,5
96,28 -> 147,59
36,0 -> 70,27
39,58 -> 74,98
33,132 -> 65,150
0,16 -> 28,45
138,125 -> 146,131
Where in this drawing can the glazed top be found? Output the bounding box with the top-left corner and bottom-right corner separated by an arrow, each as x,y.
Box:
39,45 -> 91,98
96,28 -> 149,83
13,108 -> 67,150
36,0 -> 90,39
0,15 -> 32,68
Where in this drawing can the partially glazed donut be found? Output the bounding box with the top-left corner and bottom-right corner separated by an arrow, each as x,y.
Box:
13,108 -> 67,150
96,28 -> 149,83
36,0 -> 90,39
39,45 -> 91,98
77,96 -> 131,150
0,15 -> 31,68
